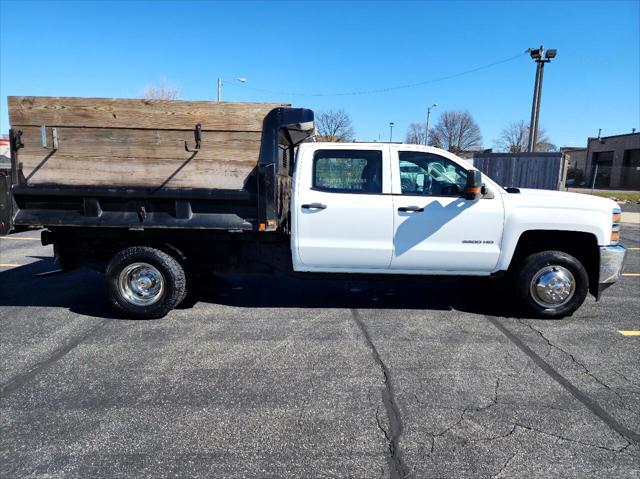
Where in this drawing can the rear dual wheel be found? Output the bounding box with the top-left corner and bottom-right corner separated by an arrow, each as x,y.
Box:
106,246 -> 187,319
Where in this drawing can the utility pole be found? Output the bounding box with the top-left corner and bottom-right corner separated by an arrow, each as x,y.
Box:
217,77 -> 247,102
389,122 -> 394,142
527,45 -> 557,152
425,103 -> 437,145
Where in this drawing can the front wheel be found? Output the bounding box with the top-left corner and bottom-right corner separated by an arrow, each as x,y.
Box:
516,250 -> 589,319
106,246 -> 187,319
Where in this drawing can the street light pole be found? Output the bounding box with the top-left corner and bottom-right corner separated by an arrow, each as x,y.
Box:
528,58 -> 544,151
527,45 -> 556,152
217,77 -> 247,102
425,103 -> 437,145
389,122 -> 394,142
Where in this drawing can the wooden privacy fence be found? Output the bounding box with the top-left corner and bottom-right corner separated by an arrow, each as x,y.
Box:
8,97 -> 288,190
473,152 -> 567,191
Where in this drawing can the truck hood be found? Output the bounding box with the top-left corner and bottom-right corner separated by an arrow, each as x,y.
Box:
497,187 -> 619,250
506,188 -> 619,213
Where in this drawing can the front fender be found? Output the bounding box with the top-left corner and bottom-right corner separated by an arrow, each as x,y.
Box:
495,206 -> 610,272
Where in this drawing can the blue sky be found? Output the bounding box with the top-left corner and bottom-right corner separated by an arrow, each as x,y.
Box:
1,0 -> 638,148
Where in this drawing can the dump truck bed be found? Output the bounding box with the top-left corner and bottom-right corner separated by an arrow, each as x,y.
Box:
3,97 -> 314,234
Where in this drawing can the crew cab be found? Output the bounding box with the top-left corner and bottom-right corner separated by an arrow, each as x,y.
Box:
290,143 -> 625,317
1,104 -> 626,319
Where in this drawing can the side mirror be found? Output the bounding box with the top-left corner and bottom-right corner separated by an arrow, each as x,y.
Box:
463,170 -> 483,201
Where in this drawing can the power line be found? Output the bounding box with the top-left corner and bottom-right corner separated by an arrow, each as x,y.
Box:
230,52 -> 528,97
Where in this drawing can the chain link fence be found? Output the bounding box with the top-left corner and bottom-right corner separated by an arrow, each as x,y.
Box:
566,165 -> 640,190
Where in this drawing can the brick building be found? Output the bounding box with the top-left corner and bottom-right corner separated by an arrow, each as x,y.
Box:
584,132 -> 640,189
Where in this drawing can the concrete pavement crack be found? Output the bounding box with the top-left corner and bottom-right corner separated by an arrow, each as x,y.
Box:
477,378 -> 500,412
613,370 -> 639,389
351,309 -> 408,479
514,423 -> 633,454
376,406 -> 391,442
309,360 -> 316,390
488,316 -> 640,445
0,319 -> 108,397
517,319 -> 625,403
473,423 -> 519,443
416,378 -> 503,456
428,406 -> 470,455
474,422 -> 634,454
490,452 -> 517,479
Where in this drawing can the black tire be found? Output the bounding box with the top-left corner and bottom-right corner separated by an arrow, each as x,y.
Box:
177,266 -> 201,309
516,250 -> 589,319
106,246 -> 187,319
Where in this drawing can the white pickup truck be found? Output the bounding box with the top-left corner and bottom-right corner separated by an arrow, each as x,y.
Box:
2,108 -> 626,319
290,143 -> 625,318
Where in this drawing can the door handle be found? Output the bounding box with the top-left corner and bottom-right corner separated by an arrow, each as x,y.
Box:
301,203 -> 327,210
398,205 -> 424,212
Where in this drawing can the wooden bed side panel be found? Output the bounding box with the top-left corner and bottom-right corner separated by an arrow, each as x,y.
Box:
15,126 -> 262,162
16,154 -> 258,190
8,96 -> 288,131
7,96 -> 285,190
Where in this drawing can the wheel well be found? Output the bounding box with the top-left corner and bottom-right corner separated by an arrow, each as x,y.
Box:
510,230 -> 600,297
50,228 -> 188,273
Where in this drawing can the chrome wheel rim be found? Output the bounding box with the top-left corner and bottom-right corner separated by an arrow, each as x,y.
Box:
118,262 -> 164,306
530,265 -> 575,309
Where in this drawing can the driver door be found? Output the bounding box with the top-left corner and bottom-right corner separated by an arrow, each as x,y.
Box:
389,147 -> 504,273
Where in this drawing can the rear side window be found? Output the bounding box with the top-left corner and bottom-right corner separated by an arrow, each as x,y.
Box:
313,150 -> 383,193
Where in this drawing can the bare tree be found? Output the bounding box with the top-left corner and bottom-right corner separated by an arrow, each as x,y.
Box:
536,139 -> 558,152
315,109 -> 355,142
494,120 -> 557,152
142,77 -> 180,100
428,110 -> 482,153
405,122 -> 427,145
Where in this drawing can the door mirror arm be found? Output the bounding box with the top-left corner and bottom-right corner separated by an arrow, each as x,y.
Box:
481,184 -> 495,199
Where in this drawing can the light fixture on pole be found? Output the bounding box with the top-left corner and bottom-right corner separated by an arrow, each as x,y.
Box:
389,122 -> 395,142
217,77 -> 247,102
527,45 -> 556,152
425,103 -> 438,145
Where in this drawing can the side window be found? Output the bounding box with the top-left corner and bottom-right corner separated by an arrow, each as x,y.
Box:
313,150 -> 383,194
398,151 -> 467,197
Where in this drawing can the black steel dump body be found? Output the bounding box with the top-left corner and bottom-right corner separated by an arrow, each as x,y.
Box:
2,107 -> 314,236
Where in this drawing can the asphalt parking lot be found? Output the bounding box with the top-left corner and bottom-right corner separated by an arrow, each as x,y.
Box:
1,218 -> 639,478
